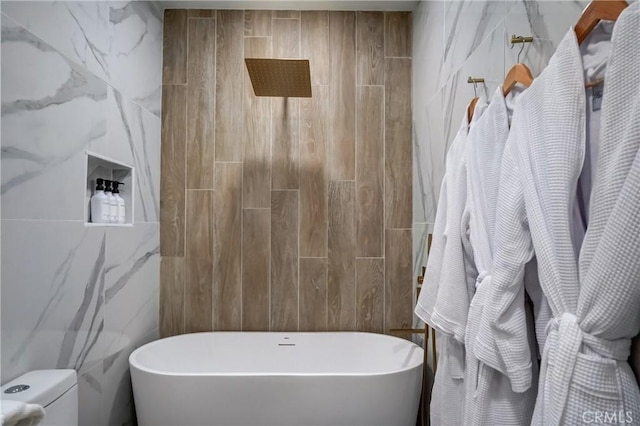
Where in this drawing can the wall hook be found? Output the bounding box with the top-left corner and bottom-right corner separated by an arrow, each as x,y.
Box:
510,35 -> 534,63
467,76 -> 485,97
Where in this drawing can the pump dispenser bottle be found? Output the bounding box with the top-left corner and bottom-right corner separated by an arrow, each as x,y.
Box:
90,178 -> 110,223
104,180 -> 117,223
112,181 -> 126,224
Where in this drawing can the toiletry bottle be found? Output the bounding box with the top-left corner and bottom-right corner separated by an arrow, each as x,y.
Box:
90,178 -> 110,223
104,180 -> 117,223
112,181 -> 126,224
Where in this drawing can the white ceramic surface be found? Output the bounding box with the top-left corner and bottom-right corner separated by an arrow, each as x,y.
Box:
130,332 -> 424,426
1,3 -> 162,424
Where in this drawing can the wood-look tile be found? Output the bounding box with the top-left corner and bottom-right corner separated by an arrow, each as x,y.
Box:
214,163 -> 242,331
356,11 -> 384,85
187,18 -> 216,189
271,18 -> 300,189
299,258 -> 328,331
301,11 -> 329,85
160,85 -> 186,256
356,86 -> 384,257
160,256 -> 185,337
385,12 -> 412,57
244,10 -> 272,36
300,86 -> 328,257
273,17 -> 299,58
185,190 -> 214,333
160,6 -> 414,336
356,258 -> 384,333
328,181 -> 356,331
215,10 -> 244,161
385,229 -> 413,334
271,191 -> 299,331
188,9 -> 216,18
242,209 -> 270,331
328,11 -> 356,181
243,37 -> 272,208
163,10 -> 187,84
271,97 -> 299,189
385,58 -> 412,229
274,10 -> 300,19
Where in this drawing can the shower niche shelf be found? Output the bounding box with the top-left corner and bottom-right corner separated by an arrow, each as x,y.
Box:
84,151 -> 135,227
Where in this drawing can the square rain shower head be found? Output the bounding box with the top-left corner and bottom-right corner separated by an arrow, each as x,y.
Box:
244,58 -> 312,98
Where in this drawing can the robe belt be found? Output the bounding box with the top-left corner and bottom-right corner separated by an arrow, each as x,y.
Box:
475,271 -> 489,289
544,312 -> 632,425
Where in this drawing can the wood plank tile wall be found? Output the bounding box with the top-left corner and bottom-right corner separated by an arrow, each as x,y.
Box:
160,9 -> 412,337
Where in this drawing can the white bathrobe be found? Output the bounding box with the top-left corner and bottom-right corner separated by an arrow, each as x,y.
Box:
463,86 -> 541,425
475,3 -> 640,425
415,99 -> 487,426
429,101 -> 488,344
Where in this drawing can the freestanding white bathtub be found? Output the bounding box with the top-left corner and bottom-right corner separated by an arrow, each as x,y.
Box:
130,332 -> 423,426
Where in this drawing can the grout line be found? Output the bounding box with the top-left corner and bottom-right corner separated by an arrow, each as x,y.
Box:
268,197 -> 272,332
325,78 -> 330,326
240,158 -> 244,332
240,13 -> 246,332
354,10 -> 359,331
269,10 -> 273,332
183,15 -> 190,334
383,11 -> 387,60
270,102 -> 274,192
382,19 -> 387,332
1,219 -> 91,223
211,182 -> 216,332
297,180 -> 301,332
210,11 -> 216,333
297,15 -> 302,333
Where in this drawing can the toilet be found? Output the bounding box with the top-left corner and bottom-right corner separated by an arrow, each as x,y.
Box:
1,370 -> 78,426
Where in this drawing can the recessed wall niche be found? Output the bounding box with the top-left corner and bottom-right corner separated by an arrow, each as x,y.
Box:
85,151 -> 135,226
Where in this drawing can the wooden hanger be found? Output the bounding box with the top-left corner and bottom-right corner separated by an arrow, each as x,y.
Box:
467,97 -> 479,123
467,77 -> 484,123
502,63 -> 535,96
575,0 -> 628,45
503,37 -> 535,96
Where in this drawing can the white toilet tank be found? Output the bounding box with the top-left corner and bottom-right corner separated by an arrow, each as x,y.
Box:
1,369 -> 78,426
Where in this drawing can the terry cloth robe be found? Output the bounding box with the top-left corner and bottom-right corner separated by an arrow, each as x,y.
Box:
415,98 -> 488,426
463,86 -> 541,425
475,4 -> 640,425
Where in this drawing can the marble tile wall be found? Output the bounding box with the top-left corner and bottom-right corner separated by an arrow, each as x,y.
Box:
161,10 -> 413,336
1,2 -> 162,425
